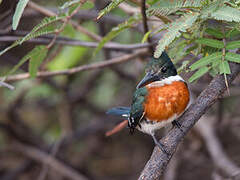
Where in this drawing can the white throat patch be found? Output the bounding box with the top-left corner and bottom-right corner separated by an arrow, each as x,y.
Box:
146,75 -> 184,87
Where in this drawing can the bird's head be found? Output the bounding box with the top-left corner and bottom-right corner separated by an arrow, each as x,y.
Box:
137,52 -> 177,88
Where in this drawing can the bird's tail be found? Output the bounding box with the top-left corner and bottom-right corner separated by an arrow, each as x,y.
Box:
106,107 -> 130,118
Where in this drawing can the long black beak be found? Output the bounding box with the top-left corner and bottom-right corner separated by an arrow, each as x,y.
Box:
136,72 -> 159,89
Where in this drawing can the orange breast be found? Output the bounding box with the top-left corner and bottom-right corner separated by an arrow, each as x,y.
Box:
144,81 -> 190,122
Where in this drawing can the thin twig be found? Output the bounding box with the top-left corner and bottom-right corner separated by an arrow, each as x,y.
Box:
0,81 -> 15,90
105,120 -> 128,137
1,49 -> 148,82
0,35 -> 156,51
141,0 -> 154,54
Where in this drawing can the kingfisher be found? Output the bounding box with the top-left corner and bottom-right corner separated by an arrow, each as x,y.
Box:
107,52 -> 191,154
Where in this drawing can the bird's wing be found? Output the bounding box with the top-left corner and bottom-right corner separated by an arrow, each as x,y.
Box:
106,107 -> 130,118
129,87 -> 148,126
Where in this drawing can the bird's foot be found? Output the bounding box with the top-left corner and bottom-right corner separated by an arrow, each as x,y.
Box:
172,120 -> 183,132
152,135 -> 169,156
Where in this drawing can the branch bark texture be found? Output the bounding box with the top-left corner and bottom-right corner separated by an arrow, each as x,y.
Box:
139,62 -> 240,180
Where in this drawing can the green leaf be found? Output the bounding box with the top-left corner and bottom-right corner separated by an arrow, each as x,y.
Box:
94,15 -> 141,55
4,46 -> 47,77
225,52 -> 240,63
141,30 -> 152,43
226,29 -> 240,38
0,15 -> 65,57
196,38 -> 224,49
200,0 -> 224,19
190,52 -> 222,70
205,28 -> 224,39
209,67 -> 219,77
226,40 -> 240,50
211,6 -> 240,22
154,12 -> 199,58
189,66 -> 209,82
219,61 -> 231,74
12,0 -> 29,30
97,0 -> 125,19
29,46 -> 48,78
61,0 -> 81,9
148,0 -> 202,16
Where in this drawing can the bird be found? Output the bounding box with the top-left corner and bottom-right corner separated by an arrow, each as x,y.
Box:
107,52 -> 191,154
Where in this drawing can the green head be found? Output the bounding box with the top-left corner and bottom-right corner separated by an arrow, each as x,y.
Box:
137,52 -> 177,88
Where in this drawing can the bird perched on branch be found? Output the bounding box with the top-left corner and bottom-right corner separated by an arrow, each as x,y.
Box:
107,52 -> 191,154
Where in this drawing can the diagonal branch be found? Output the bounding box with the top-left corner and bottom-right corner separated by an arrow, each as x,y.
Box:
1,49 -> 148,82
12,142 -> 88,180
139,62 -> 240,180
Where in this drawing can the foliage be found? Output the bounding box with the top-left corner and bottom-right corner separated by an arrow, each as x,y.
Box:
97,0 -> 126,19
4,46 -> 48,78
1,0 -> 240,83
94,15 -> 142,55
0,15 -> 65,57
96,0 -> 240,82
12,0 -> 29,30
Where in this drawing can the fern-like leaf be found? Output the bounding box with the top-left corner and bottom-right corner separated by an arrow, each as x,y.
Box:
4,46 -> 47,77
154,12 -> 199,58
12,0 -> 29,30
205,28 -> 224,39
190,52 -> 222,71
94,15 -> 141,55
219,60 -> 231,74
211,5 -> 240,22
225,52 -> 240,63
148,0 -> 202,16
189,66 -> 209,82
61,0 -> 81,9
196,38 -> 224,49
0,15 -> 65,57
97,0 -> 125,19
226,40 -> 240,50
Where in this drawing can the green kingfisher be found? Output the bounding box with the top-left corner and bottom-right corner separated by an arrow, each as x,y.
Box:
107,52 -> 191,154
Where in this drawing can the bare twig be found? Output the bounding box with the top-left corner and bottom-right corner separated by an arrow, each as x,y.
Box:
140,0 -> 154,54
12,142 -> 88,180
105,120 -> 128,137
195,116 -> 240,176
0,35 -> 155,51
1,49 -> 148,82
139,62 -> 240,180
0,81 -> 15,90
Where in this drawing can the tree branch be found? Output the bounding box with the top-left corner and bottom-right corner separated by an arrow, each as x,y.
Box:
1,49 -> 148,82
140,0 -> 154,54
139,62 -> 240,180
0,35 -> 155,51
12,142 -> 88,180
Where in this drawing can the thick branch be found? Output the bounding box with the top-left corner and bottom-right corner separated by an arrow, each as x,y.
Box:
139,62 -> 240,180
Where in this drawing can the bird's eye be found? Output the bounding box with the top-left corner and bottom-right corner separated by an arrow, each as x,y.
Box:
161,66 -> 167,73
